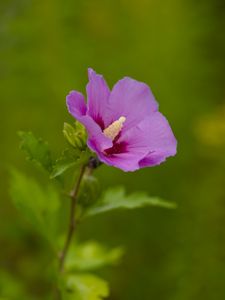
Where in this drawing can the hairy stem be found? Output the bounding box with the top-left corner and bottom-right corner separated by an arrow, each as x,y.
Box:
59,165 -> 86,273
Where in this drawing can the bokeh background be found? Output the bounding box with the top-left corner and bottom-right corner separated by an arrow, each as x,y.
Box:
1,0 -> 225,299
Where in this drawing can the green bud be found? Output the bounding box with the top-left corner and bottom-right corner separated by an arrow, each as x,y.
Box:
63,122 -> 87,150
78,174 -> 100,208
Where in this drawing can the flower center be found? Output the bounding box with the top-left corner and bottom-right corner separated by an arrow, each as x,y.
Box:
103,116 -> 126,140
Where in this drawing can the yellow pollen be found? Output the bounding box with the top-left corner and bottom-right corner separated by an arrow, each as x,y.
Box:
103,116 -> 126,140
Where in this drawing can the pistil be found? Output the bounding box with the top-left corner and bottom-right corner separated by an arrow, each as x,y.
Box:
103,116 -> 126,140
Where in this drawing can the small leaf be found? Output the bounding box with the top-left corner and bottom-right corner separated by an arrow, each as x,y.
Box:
61,274 -> 109,300
18,131 -> 53,172
9,169 -> 60,249
50,148 -> 80,178
51,148 -> 91,179
66,241 -> 124,271
84,187 -> 176,218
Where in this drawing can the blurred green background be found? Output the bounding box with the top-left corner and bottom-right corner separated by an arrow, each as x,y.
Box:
1,0 -> 225,299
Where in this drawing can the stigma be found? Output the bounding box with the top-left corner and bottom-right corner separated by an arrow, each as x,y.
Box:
103,116 -> 126,140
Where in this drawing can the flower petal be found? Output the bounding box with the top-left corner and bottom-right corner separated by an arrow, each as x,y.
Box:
139,151 -> 171,167
93,149 -> 147,172
105,77 -> 158,130
86,68 -> 110,128
82,116 -> 112,151
66,91 -> 87,121
66,89 -> 112,151
118,111 -> 177,168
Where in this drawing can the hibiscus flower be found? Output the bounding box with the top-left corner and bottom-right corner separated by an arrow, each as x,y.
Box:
66,68 -> 177,171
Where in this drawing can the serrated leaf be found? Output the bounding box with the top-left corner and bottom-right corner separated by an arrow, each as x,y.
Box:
66,241 -> 124,271
9,169 -> 60,249
18,131 -> 53,172
61,274 -> 109,300
84,187 -> 176,218
51,148 -> 91,179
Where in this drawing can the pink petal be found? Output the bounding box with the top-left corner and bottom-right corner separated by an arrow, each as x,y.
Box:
94,150 -> 148,172
104,77 -> 158,130
86,68 -> 110,129
118,111 -> 177,168
66,91 -> 87,121
80,116 -> 112,151
66,89 -> 112,151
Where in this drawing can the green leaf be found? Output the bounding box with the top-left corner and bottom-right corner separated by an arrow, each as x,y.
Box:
84,187 -> 176,218
61,274 -> 109,300
66,241 -> 124,271
51,148 -> 91,179
50,148 -> 80,178
0,270 -> 27,300
18,131 -> 53,173
9,169 -> 60,249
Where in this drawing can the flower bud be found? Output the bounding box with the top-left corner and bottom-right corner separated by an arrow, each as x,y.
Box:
63,122 -> 87,150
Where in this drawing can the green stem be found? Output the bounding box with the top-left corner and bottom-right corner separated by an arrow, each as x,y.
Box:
59,165 -> 86,273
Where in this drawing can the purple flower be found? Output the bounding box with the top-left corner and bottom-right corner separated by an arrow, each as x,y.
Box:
66,68 -> 177,172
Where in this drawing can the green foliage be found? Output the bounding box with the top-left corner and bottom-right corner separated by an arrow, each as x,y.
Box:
51,122 -> 90,178
77,174 -> 100,209
84,186 -> 176,218
12,130 -> 177,300
50,148 -> 91,179
66,241 -> 124,271
9,169 -> 60,250
50,148 -> 80,178
0,270 -> 27,300
63,122 -> 87,150
61,274 -> 109,300
18,130 -> 92,179
18,131 -> 53,173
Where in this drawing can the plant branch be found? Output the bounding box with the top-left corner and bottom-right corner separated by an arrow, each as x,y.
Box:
59,164 -> 86,272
